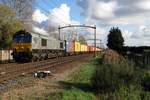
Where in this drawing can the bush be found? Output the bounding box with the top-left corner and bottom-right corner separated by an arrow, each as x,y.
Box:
91,50 -> 138,93
141,91 -> 150,100
141,71 -> 150,91
98,85 -> 142,100
91,63 -> 120,92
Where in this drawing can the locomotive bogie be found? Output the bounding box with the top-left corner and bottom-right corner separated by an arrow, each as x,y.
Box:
31,49 -> 64,61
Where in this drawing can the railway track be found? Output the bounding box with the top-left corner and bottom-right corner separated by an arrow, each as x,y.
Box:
0,54 -> 91,84
0,57 -> 63,72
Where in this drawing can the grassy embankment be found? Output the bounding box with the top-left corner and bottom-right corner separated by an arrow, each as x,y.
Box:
47,59 -> 97,100
92,50 -> 150,100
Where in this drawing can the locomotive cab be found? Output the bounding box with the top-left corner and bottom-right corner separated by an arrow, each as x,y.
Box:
12,30 -> 32,62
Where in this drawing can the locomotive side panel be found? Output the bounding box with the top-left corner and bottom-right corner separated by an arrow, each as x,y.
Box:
31,33 -> 41,50
31,32 -> 65,60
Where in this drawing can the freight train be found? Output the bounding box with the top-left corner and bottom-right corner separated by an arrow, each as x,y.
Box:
11,30 -> 101,62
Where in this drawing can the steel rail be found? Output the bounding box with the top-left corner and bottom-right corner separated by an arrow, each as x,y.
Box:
0,54 -> 90,83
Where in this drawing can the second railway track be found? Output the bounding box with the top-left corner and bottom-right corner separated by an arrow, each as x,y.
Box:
0,54 -> 91,84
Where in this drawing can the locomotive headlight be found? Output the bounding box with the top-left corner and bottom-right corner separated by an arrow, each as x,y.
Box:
21,46 -> 24,49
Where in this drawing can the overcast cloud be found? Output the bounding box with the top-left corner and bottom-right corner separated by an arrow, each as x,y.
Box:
77,0 -> 150,46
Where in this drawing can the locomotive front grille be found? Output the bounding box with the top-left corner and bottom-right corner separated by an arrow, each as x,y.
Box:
12,43 -> 32,52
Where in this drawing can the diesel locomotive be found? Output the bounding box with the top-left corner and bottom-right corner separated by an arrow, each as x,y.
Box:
11,30 -> 65,62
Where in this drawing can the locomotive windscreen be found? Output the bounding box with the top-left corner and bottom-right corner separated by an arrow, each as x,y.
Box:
13,31 -> 31,43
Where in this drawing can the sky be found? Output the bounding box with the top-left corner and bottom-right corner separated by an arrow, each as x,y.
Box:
32,0 -> 150,47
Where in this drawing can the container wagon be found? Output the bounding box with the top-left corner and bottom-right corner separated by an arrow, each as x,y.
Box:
0,50 -> 13,63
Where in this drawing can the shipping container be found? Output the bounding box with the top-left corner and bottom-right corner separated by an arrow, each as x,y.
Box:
74,41 -> 81,52
80,44 -> 84,52
0,50 -> 13,62
85,45 -> 88,52
93,47 -> 96,51
98,48 -> 102,52
80,44 -> 87,53
66,40 -> 75,55
89,46 -> 92,52
90,46 -> 95,52
87,46 -> 90,52
96,48 -> 98,51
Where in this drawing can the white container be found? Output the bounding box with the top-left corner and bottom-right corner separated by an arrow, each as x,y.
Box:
0,50 -> 13,62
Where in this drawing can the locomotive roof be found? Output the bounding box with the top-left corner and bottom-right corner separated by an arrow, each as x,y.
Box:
14,30 -> 31,35
14,30 -> 63,42
30,32 -> 63,42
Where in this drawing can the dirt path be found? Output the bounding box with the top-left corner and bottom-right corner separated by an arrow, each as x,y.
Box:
1,55 -> 92,100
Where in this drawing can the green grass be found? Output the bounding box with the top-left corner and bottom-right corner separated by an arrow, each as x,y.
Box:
47,88 -> 95,100
47,61 -> 96,100
71,61 -> 96,83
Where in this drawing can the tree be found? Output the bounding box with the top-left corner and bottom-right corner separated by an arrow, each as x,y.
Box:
0,4 -> 23,49
107,27 -> 124,52
0,0 -> 34,19
0,0 -> 35,31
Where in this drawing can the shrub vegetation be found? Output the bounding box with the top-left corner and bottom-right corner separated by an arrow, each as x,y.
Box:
91,49 -> 150,99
